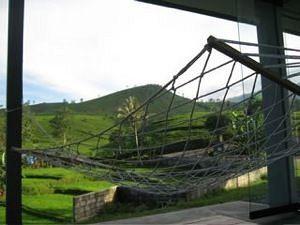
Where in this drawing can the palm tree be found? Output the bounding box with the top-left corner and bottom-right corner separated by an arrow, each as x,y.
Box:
117,96 -> 144,150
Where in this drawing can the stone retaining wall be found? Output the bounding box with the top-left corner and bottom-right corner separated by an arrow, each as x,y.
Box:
117,186 -> 187,206
224,167 -> 267,190
186,167 -> 267,201
73,186 -> 117,223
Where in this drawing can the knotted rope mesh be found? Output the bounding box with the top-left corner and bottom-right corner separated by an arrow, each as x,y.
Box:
17,36 -> 300,195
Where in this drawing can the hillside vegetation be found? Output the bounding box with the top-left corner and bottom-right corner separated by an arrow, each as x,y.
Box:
30,84 -> 216,115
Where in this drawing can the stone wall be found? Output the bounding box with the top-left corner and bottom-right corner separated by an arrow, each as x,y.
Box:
117,186 -> 187,206
186,167 -> 267,201
224,167 -> 267,190
73,186 -> 117,223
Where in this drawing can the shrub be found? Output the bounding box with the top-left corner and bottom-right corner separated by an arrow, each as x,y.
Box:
22,179 -> 55,195
260,173 -> 268,180
22,183 -> 54,195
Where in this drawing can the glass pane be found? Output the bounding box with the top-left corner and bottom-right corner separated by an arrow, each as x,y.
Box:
21,0 -> 262,223
284,32 -> 300,203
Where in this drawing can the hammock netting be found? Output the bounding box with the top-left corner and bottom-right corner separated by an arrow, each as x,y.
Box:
17,36 -> 300,195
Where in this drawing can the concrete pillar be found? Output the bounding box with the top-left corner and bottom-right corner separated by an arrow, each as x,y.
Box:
255,0 -> 296,207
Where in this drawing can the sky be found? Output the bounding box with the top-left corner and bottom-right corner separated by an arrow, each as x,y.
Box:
0,0 -> 299,106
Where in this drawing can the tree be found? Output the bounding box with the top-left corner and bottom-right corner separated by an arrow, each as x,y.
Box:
50,105 -> 72,145
117,96 -> 144,149
231,109 -> 264,156
204,113 -> 231,142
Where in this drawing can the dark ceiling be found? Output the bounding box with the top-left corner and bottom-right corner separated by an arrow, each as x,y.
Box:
137,0 -> 300,35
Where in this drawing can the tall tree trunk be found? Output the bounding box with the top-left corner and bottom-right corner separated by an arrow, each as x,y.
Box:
1,153 -> 4,165
134,124 -> 139,149
219,134 -> 223,143
134,123 -> 143,165
63,132 -> 67,145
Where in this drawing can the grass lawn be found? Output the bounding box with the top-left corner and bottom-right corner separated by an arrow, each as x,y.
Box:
0,206 -> 58,225
0,167 -> 114,224
23,194 -> 73,221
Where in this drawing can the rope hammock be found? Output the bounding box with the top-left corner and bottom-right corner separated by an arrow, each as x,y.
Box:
14,36 -> 300,195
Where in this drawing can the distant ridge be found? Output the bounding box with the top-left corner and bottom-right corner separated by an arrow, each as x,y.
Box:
30,84 -> 211,115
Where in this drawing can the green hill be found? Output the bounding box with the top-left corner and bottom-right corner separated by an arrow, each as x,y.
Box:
31,84 -> 211,116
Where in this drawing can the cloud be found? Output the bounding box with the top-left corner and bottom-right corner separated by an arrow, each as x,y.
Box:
1,0 -> 259,105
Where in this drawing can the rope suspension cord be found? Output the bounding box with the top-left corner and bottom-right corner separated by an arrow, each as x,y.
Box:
242,53 -> 300,60
265,62 -> 300,69
236,18 -> 246,101
233,14 -> 252,208
218,38 -> 300,53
